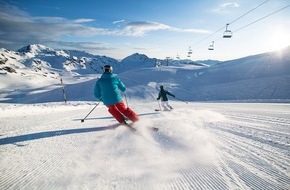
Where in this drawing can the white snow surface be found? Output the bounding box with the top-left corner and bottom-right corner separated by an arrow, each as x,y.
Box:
1,45 -> 290,189
1,102 -> 289,190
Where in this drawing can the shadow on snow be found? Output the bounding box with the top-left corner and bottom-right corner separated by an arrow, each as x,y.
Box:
0,112 -> 159,146
0,124 -> 118,146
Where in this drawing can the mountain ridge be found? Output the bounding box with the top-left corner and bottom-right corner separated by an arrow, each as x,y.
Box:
0,44 -> 214,76
1,44 -> 289,103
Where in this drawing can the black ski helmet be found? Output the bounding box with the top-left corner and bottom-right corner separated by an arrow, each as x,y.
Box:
160,85 -> 164,89
103,65 -> 113,73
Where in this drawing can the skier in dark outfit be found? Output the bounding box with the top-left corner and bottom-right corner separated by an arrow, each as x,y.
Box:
157,85 -> 175,111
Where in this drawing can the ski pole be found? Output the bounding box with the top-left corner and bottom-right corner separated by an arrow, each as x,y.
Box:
174,96 -> 188,104
124,93 -> 129,107
81,102 -> 100,123
156,100 -> 161,111
155,100 -> 162,111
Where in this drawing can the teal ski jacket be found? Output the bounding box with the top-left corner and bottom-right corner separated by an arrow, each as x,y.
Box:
94,72 -> 126,105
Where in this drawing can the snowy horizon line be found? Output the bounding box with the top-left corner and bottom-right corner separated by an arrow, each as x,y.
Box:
4,43 -> 290,62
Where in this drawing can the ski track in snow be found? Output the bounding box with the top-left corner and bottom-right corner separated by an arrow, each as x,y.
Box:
0,102 -> 290,190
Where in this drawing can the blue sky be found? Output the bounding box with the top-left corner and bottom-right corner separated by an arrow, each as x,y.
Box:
0,0 -> 289,61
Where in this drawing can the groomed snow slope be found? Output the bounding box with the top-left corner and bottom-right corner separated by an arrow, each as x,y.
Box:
1,102 -> 289,190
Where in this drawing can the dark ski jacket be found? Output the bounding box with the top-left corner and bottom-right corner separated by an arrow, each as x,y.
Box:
157,89 -> 175,101
94,72 -> 126,105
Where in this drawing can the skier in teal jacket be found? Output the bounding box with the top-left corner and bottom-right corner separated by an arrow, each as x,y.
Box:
94,65 -> 139,123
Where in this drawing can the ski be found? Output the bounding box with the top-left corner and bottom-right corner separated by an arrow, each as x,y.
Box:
122,121 -> 158,132
151,127 -> 159,132
154,109 -> 172,112
122,122 -> 137,132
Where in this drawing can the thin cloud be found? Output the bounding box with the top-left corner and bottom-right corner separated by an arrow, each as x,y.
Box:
169,27 -> 210,34
73,19 -> 95,23
122,21 -> 210,36
213,2 -> 240,13
122,21 -> 170,36
52,41 -> 115,51
0,5 -> 116,49
0,3 -> 210,50
113,19 -> 125,24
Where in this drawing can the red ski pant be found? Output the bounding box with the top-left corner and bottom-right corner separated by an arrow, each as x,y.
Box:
106,101 -> 139,123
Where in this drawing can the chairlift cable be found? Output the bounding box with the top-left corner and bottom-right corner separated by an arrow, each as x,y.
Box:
192,26 -> 225,47
190,0 -> 270,48
186,0 -> 286,58
188,26 -> 224,56
203,5 -> 289,51
234,4 -> 290,33
229,0 -> 270,25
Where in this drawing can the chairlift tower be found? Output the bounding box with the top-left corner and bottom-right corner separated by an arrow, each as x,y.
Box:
166,56 -> 170,66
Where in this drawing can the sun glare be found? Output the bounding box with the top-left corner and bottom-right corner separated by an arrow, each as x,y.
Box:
267,28 -> 290,51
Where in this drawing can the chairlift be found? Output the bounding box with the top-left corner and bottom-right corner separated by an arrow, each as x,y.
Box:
188,46 -> 193,54
208,41 -> 214,50
223,23 -> 233,38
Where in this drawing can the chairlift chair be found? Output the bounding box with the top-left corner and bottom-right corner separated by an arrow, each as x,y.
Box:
223,23 -> 233,38
208,41 -> 214,50
188,46 -> 193,54
208,46 -> 214,50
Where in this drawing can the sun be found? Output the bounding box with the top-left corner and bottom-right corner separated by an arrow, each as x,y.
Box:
267,28 -> 290,51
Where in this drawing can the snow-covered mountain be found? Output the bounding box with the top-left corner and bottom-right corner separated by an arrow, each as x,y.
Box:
0,44 -> 289,103
0,44 -> 212,77
120,53 -> 158,70
16,44 -> 121,74
180,47 -> 290,101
